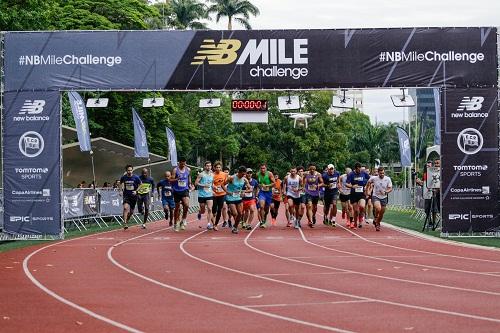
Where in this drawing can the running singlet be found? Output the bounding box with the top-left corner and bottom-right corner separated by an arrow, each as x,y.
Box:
305,173 -> 320,196
198,171 -> 214,198
347,171 -> 370,193
340,175 -> 350,195
322,172 -> 340,194
243,178 -> 258,201
286,176 -> 300,198
257,171 -> 272,192
138,175 -> 154,195
120,175 -> 141,196
173,167 -> 190,192
272,179 -> 282,201
213,172 -> 227,197
157,179 -> 174,199
226,174 -> 245,202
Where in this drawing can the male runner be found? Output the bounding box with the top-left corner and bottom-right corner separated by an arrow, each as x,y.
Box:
242,168 -> 259,230
296,166 -> 307,227
211,161 -> 227,229
338,167 -> 353,226
221,166 -> 232,228
284,172 -> 291,223
346,162 -> 371,229
157,171 -> 175,226
171,157 -> 192,232
322,164 -> 340,226
257,164 -> 275,228
120,165 -> 141,230
137,168 -> 155,229
195,161 -> 214,230
304,163 -> 324,228
283,167 -> 302,228
223,166 -> 251,234
367,167 -> 393,231
270,172 -> 283,226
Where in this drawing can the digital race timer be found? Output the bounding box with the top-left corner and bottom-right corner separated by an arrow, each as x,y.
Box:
231,99 -> 268,112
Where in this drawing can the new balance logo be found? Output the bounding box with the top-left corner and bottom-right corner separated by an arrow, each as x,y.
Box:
191,39 -> 242,65
457,97 -> 484,112
20,100 -> 45,115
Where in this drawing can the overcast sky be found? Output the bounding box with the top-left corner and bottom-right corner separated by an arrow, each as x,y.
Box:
204,0 -> 499,123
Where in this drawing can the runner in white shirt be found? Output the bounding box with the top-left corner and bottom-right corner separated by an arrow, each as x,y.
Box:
338,168 -> 353,226
366,167 -> 393,231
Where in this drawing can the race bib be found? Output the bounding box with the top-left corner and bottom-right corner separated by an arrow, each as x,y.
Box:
178,180 -> 187,187
355,186 -> 364,193
125,183 -> 135,191
165,191 -> 172,197
273,188 -> 280,194
291,186 -> 298,192
232,191 -> 241,198
308,185 -> 317,191
216,185 -> 223,192
329,182 -> 337,189
137,183 -> 151,194
244,192 -> 253,198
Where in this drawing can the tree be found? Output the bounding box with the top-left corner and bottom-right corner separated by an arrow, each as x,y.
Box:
208,0 -> 259,30
168,0 -> 209,30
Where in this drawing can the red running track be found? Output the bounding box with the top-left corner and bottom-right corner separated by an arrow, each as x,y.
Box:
2,208 -> 500,332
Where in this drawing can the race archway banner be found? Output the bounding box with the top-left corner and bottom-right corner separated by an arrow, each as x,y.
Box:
1,27 -> 498,238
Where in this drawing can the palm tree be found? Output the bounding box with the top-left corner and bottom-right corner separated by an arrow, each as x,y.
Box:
208,0 -> 260,30
169,0 -> 209,30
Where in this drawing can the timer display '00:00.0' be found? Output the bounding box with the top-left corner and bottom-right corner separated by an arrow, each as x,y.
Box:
231,99 -> 268,112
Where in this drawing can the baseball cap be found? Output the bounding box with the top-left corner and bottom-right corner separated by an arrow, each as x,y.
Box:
246,168 -> 253,173
327,164 -> 335,169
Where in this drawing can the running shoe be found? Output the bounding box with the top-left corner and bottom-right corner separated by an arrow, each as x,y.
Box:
213,225 -> 218,231
259,221 -> 266,228
245,224 -> 252,231
323,217 -> 328,225
271,218 -> 276,225
197,212 -> 202,220
180,220 -> 186,230
286,221 -> 292,228
331,221 -> 336,228
228,220 -> 233,228
358,223 -> 363,229
123,225 -> 129,230
312,216 -> 317,225
207,222 -> 213,230
231,227 -> 239,234
375,224 -> 381,232
174,223 -> 180,232
141,224 -> 146,229
222,221 -> 227,228
308,222 -> 314,228
366,218 -> 372,224
350,222 -> 356,229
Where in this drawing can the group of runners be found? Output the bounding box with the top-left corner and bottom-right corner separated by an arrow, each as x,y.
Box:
119,159 -> 393,233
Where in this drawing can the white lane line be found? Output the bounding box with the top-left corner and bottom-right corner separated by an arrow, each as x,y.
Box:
319,207 -> 500,263
108,229 -> 355,333
314,213 -> 500,276
237,226 -> 500,323
23,228 -> 145,333
297,229 -> 500,289
243,300 -> 373,309
258,272 -> 353,277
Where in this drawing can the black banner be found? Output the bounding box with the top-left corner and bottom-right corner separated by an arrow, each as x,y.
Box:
3,28 -> 497,91
3,91 -> 61,237
441,88 -> 499,233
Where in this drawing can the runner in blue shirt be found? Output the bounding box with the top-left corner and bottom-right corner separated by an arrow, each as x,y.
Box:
346,162 -> 371,229
195,161 -> 214,230
170,157 -> 192,232
120,164 -> 141,230
157,171 -> 175,226
322,164 -> 340,226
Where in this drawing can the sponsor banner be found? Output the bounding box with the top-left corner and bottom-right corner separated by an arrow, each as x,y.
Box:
99,189 -> 123,216
4,30 -> 195,91
3,28 -> 497,91
396,127 -> 412,167
68,91 -> 91,152
132,108 -> 149,158
63,189 -> 99,219
441,88 -> 499,233
167,28 -> 497,90
166,127 -> 178,167
3,91 -> 61,237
